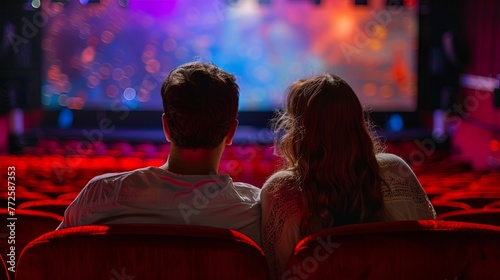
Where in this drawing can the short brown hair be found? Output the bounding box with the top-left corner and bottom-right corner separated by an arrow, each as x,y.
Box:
161,62 -> 239,149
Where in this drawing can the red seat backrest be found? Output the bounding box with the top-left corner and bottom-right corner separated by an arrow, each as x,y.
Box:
0,254 -> 9,280
286,220 -> 500,280
17,199 -> 72,217
436,192 -> 500,208
17,224 -> 269,280
431,199 -> 472,215
438,209 -> 500,226
0,209 -> 62,261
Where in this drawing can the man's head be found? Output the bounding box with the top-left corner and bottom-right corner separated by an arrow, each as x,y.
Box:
161,62 -> 239,149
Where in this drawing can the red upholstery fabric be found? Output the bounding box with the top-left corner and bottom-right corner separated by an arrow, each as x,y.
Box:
439,209 -> 500,226
0,255 -> 9,280
436,192 -> 500,208
484,200 -> 500,210
421,186 -> 453,200
0,191 -> 52,206
28,185 -> 82,198
17,224 -> 269,280
56,192 -> 80,201
286,220 -> 500,280
431,199 -> 472,216
0,209 -> 62,260
17,199 -> 72,217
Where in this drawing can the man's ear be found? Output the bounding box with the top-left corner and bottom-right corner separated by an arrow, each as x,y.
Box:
162,113 -> 172,142
224,119 -> 239,146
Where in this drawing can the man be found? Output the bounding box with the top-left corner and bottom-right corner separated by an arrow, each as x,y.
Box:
58,62 -> 261,244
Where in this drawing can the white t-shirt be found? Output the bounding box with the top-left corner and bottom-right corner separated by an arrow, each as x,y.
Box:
58,166 -> 261,244
261,153 -> 436,279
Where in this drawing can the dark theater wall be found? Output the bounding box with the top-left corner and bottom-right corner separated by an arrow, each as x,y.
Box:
452,0 -> 500,169
0,1 -> 43,154
463,0 -> 500,76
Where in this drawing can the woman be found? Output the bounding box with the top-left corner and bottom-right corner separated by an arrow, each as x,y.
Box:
261,73 -> 436,279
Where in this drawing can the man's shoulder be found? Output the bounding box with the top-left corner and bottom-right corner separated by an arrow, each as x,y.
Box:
87,167 -> 155,186
231,181 -> 261,201
232,181 -> 260,189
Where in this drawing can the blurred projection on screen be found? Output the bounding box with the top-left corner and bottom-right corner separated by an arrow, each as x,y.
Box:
41,0 -> 417,112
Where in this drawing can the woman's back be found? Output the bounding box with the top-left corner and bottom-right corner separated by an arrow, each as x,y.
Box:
261,153 -> 436,279
261,73 -> 435,279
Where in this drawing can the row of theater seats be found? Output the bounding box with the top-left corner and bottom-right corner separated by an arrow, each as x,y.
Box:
418,171 -> 500,225
0,144 -> 279,192
2,155 -> 499,223
2,220 -> 500,279
25,137 -> 447,161
23,138 -> 278,161
1,139 -> 500,279
1,186 -> 500,279
6,137 -> 449,186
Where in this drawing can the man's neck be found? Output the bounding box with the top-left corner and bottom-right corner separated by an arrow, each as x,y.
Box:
161,144 -> 224,175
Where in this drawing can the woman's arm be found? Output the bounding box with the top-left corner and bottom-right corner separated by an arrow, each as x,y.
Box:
261,171 -> 303,279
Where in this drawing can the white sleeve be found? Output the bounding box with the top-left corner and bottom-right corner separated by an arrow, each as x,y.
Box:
377,153 -> 437,220
56,185 -> 89,230
56,177 -> 113,229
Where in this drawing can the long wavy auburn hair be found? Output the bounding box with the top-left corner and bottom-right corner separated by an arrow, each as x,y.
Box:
273,73 -> 386,237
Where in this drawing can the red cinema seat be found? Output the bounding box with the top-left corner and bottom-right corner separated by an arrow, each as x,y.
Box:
17,199 -> 72,217
484,200 -> 500,210
438,209 -> 500,226
431,199 -> 472,216
56,192 -> 80,201
421,186 -> 453,200
28,185 -> 81,198
436,192 -> 500,209
17,224 -> 269,280
0,209 -> 62,264
0,191 -> 52,206
0,255 -> 9,280
285,220 -> 500,280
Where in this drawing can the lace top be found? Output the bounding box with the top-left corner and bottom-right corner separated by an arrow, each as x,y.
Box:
260,153 -> 436,279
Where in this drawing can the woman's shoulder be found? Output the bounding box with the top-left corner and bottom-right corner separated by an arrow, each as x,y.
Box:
261,170 -> 304,221
376,153 -> 407,165
261,170 -> 300,197
376,153 -> 416,178
265,170 -> 296,184
376,153 -> 411,169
